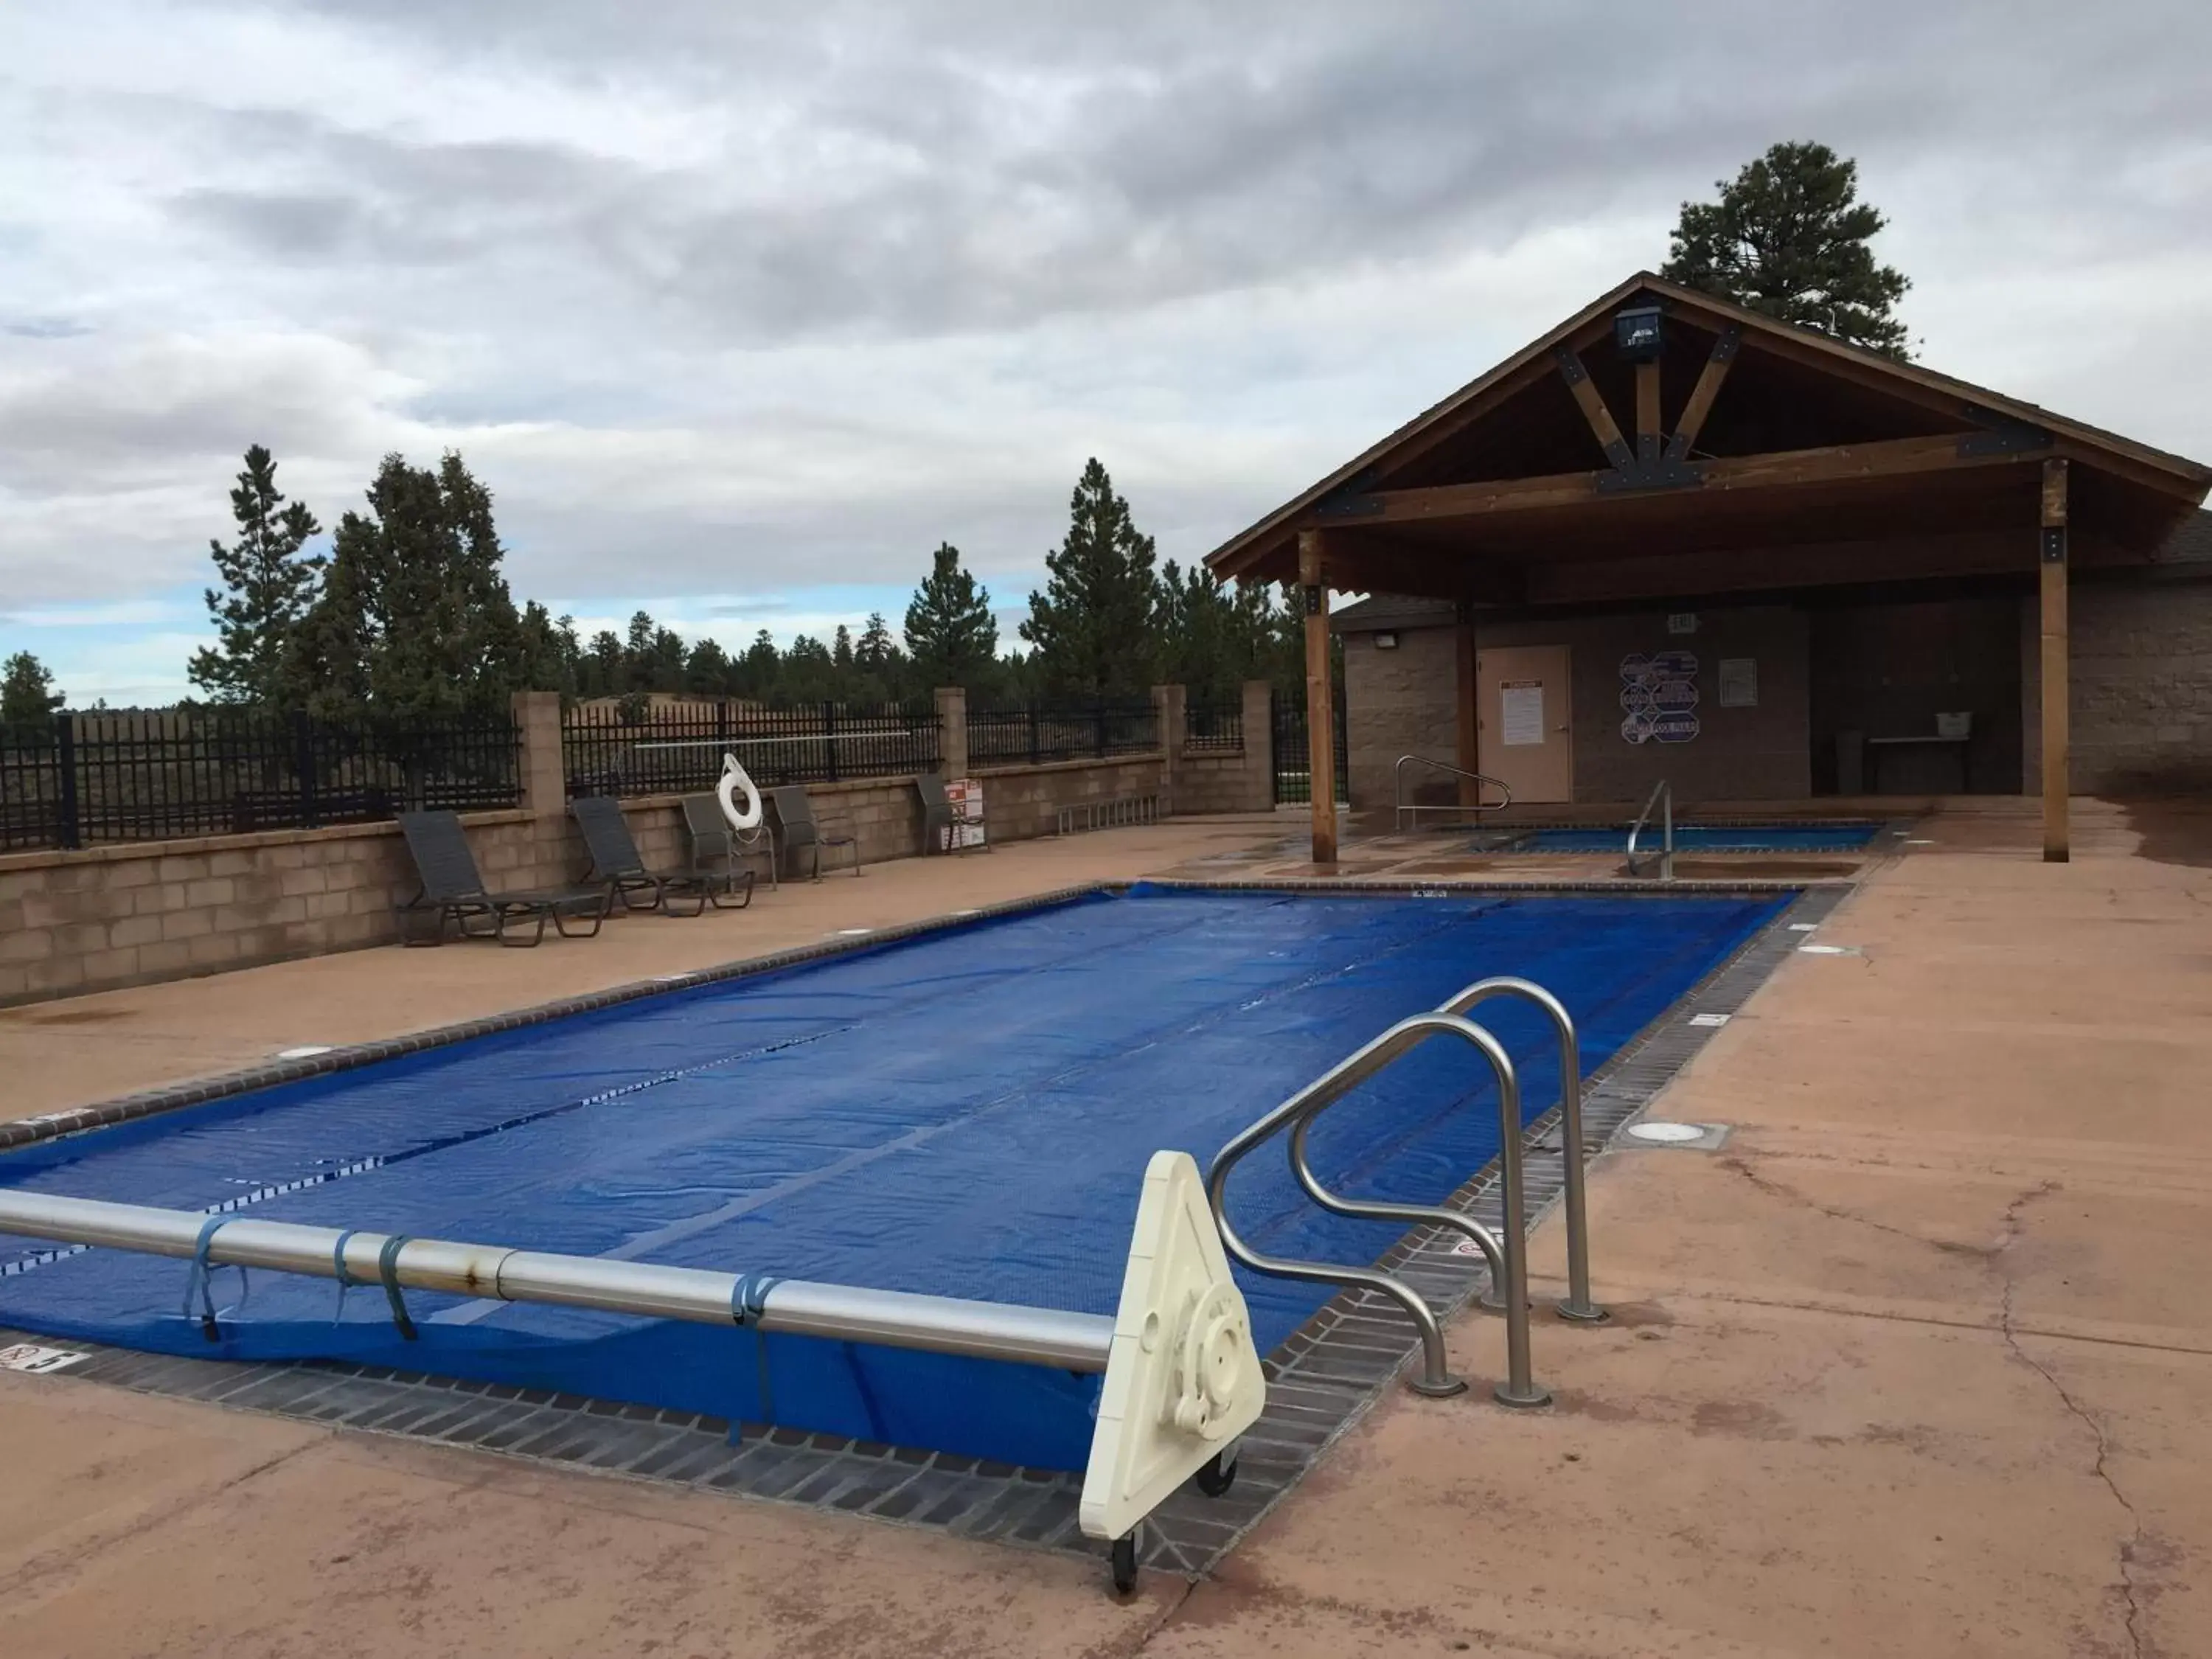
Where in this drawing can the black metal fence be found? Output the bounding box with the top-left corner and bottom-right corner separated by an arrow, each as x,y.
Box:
563,701 -> 940,799
1183,696 -> 1243,753
1270,685 -> 1349,805
0,709 -> 524,852
966,703 -> 1159,767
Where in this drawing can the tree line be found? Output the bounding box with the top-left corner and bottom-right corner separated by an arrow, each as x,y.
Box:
153,447 -> 1303,722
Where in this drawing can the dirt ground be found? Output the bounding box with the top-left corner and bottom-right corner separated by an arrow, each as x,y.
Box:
2,796 -> 2207,1658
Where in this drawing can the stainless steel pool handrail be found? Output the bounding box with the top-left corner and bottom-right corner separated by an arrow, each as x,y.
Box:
1439,978 -> 1604,1323
1626,777 -> 1674,878
1394,755 -> 1512,832
0,1191 -> 1115,1372
1206,1010 -> 1550,1408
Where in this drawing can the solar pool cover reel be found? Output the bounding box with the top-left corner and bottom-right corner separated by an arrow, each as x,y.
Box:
0,1150 -> 1265,1592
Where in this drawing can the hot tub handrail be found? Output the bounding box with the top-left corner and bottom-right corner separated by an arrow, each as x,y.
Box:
1205,1010 -> 1549,1408
1438,978 -> 1604,1324
1626,777 -> 1674,878
1394,754 -> 1512,832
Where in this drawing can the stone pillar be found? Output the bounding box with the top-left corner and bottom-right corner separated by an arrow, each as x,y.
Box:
1153,684 -> 1186,815
1240,678 -> 1273,812
933,686 -> 968,780
512,689 -> 566,819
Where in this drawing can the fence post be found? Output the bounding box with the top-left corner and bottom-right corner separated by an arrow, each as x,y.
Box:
822,700 -> 839,782
1094,702 -> 1108,759
934,687 -> 967,780
1240,679 -> 1273,813
55,714 -> 82,850
1152,684 -> 1183,817
512,690 -> 566,819
1028,705 -> 1040,768
292,711 -> 319,828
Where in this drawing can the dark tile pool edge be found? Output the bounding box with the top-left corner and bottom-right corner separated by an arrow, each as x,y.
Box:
0,882 -> 1848,1581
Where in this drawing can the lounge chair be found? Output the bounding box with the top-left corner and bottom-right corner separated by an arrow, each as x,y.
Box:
572,796 -> 752,916
681,793 -> 777,894
394,810 -> 611,947
770,785 -> 860,880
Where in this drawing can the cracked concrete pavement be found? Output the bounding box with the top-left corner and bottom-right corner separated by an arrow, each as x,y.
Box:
1,796 -> 2208,1656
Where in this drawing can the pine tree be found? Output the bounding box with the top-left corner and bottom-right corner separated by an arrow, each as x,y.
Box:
905,543 -> 1000,692
188,445 -> 324,703
517,603 -> 580,698
1,651 -> 65,727
684,638 -> 733,697
288,451 -> 526,716
1020,459 -> 1159,699
1662,141 -> 1912,359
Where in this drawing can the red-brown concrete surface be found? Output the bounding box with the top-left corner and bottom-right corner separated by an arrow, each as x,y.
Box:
2,797 -> 2208,1658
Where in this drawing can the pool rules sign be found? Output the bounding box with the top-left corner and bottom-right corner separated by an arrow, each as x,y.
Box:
1619,651 -> 1700,745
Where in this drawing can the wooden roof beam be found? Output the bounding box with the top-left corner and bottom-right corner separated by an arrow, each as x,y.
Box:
1315,430 -> 2054,527
1553,345 -> 1635,472
1665,324 -> 1739,462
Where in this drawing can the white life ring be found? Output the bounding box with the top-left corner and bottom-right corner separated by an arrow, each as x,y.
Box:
717,752 -> 763,832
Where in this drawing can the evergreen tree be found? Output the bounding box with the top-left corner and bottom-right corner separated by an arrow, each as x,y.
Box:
904,543 -> 1000,692
1662,141 -> 1912,359
581,630 -> 625,698
734,630 -> 781,700
288,451 -> 526,716
188,445 -> 324,703
1,651 -> 65,727
780,634 -> 835,702
1020,459 -> 1159,699
832,624 -> 855,677
517,602 -> 580,698
684,638 -> 733,697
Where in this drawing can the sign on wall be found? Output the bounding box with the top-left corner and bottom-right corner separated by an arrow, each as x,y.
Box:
1500,681 -> 1546,746
1719,658 -> 1759,708
942,778 -> 988,850
1619,650 -> 1700,745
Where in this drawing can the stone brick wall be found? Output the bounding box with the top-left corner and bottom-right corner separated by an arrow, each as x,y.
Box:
2022,571 -> 2212,796
1342,626 -> 1460,813
1340,606 -> 1812,809
0,680 -> 1278,1008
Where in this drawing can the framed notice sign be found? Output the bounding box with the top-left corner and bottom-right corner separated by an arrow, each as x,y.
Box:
942,777 -> 988,852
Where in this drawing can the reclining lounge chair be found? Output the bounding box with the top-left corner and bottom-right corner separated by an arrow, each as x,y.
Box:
395,810 -> 611,947
573,796 -> 754,916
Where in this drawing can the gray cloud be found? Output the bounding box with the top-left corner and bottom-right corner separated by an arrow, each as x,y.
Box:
4,0 -> 2210,698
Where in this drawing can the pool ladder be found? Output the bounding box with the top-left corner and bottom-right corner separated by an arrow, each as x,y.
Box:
1205,978 -> 1604,1409
1626,778 -> 1675,879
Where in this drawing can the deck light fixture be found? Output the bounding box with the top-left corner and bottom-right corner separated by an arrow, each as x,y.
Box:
1614,304 -> 1664,363
1374,631 -> 1399,650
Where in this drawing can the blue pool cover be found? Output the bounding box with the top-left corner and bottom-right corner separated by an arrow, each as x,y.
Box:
0,886 -> 1789,1468
1511,823 -> 1879,854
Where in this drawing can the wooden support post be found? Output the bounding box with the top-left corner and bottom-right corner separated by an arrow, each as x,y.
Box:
1455,608 -> 1480,809
2040,459 -> 2070,863
1298,529 -> 1338,863
1633,360 -> 1662,467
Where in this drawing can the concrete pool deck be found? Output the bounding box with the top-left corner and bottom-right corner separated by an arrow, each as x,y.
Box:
2,796 -> 2209,1657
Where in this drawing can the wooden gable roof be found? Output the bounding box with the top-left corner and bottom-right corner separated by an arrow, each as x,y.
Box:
1206,272 -> 2212,599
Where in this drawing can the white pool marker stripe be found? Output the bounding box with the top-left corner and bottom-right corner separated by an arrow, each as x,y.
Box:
275,1046 -> 333,1060
1688,1012 -> 1731,1028
1787,922 -> 1819,931
1798,943 -> 1857,955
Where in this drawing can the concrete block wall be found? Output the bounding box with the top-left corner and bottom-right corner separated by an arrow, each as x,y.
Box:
0,674 -> 1278,1004
2023,574 -> 2212,796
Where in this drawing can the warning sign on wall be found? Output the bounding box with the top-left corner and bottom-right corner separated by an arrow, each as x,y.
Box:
940,777 -> 988,851
1500,681 -> 1545,746
1619,651 -> 1700,745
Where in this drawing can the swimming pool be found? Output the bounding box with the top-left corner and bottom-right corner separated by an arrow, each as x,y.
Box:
1504,822 -> 1881,854
0,886 -> 1788,1469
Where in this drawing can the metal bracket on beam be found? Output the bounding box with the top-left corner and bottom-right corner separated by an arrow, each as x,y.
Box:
1313,466 -> 1385,520
2042,526 -> 2068,563
1958,405 -> 2053,457
1595,456 -> 1704,493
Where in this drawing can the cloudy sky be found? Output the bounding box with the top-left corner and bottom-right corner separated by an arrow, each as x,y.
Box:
4,1 -> 2208,704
